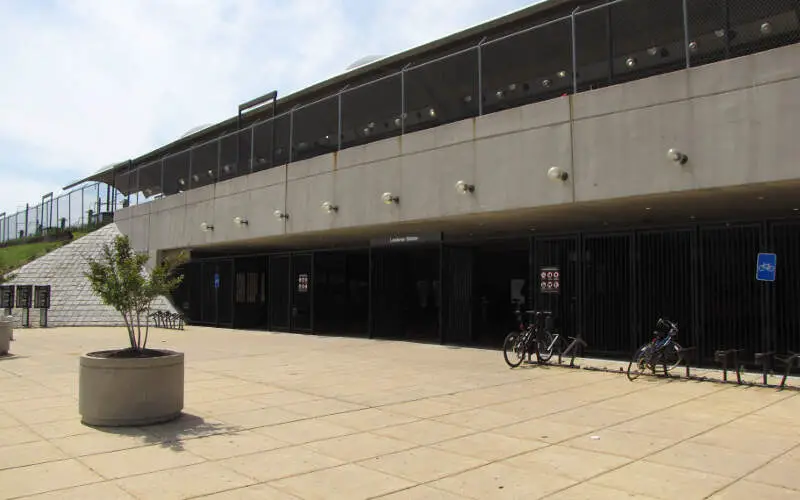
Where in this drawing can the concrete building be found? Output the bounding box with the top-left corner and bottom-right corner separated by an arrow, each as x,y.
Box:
70,0 -> 800,363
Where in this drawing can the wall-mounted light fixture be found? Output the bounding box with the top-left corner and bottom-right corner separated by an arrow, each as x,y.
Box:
761,22 -> 773,35
382,192 -> 399,205
547,166 -> 569,182
455,180 -> 475,194
192,174 -> 200,183
207,169 -> 215,178
428,108 -> 436,118
178,178 -> 186,187
321,201 -> 338,213
688,41 -> 698,52
625,57 -> 637,68
273,210 -> 289,220
667,148 -> 689,165
222,164 -> 234,174
200,222 -> 214,232
233,216 -> 248,226
557,70 -> 568,78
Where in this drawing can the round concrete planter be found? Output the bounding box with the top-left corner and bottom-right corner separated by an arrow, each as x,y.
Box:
79,349 -> 184,427
0,317 -> 12,355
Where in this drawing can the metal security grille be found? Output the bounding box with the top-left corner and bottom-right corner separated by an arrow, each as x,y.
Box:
269,255 -> 291,331
583,234 -> 634,357
698,224 -> 763,362
442,246 -> 474,344
635,230 -> 696,348
770,220 -> 800,355
291,254 -> 314,332
532,236 -> 580,345
369,250 -> 404,339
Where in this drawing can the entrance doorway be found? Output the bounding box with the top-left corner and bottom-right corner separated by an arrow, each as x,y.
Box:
314,251 -> 369,336
471,239 -> 529,347
371,246 -> 441,342
233,257 -> 267,329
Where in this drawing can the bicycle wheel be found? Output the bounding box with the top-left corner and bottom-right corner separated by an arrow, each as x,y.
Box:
627,345 -> 651,381
661,342 -> 682,372
536,330 -> 556,364
503,332 -> 527,368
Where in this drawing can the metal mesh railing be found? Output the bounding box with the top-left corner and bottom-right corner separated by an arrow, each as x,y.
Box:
13,0 -> 798,230
0,181 -> 130,245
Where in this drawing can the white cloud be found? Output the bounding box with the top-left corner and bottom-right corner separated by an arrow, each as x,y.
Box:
0,0 -> 540,216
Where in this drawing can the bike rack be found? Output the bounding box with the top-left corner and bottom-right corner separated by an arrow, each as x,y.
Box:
714,349 -> 744,384
777,352 -> 800,389
559,335 -> 587,368
676,346 -> 697,378
754,351 -> 776,386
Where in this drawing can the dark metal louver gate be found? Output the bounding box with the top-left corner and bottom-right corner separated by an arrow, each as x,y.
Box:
216,260 -> 234,327
291,253 -> 313,332
442,246 -> 473,344
583,234 -> 634,357
369,250 -> 403,338
269,255 -> 291,331
635,230 -> 696,348
699,225 -> 762,363
770,221 -> 800,356
532,237 -> 579,343
200,262 -> 217,325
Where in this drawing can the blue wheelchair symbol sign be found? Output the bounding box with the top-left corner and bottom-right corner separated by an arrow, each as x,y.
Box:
214,273 -> 220,289
756,253 -> 777,282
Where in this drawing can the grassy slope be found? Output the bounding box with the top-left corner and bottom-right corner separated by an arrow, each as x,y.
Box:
0,232 -> 87,273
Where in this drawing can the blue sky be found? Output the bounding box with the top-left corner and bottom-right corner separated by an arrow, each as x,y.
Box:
0,0 -> 542,215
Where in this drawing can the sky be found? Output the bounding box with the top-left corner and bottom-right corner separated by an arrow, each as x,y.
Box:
0,0 -> 543,216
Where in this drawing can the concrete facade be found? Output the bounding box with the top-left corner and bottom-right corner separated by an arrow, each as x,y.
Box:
116,43 -> 800,255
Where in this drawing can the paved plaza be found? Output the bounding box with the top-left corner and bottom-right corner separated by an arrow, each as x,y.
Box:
1,327 -> 799,499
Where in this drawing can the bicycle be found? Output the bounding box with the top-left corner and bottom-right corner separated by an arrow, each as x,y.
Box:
503,307 -> 561,368
627,318 -> 682,381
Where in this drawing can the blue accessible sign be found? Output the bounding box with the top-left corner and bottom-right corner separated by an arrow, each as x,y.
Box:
756,253 -> 777,282
214,273 -> 220,289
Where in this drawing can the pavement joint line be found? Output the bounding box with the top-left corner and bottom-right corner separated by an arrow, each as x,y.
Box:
364,376 -> 738,499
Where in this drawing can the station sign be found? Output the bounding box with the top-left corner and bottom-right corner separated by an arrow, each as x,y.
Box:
370,232 -> 442,248
34,285 -> 51,309
0,286 -> 13,310
16,285 -> 33,309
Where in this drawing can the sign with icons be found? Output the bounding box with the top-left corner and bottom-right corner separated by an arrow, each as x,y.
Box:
297,273 -> 309,293
539,266 -> 561,294
756,253 -> 777,282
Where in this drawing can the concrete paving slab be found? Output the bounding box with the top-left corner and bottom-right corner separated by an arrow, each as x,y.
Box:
1,325 -> 799,499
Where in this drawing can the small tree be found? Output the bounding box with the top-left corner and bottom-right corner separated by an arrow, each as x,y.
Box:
85,235 -> 185,353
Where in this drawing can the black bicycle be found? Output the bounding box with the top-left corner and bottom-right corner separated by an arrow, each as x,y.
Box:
503,308 -> 560,367
627,318 -> 682,381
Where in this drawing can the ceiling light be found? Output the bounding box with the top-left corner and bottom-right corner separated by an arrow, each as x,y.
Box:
321,201 -> 338,213
689,41 -> 698,52
273,209 -> 288,220
200,222 -> 214,232
547,166 -> 569,182
689,215 -> 696,220
207,169 -> 214,177
222,164 -> 233,173
715,29 -> 726,38
192,174 -> 200,183
178,178 -> 186,186
625,57 -> 637,68
542,79 -> 552,87
394,117 -> 402,127
667,148 -> 688,165
508,83 -> 517,91
382,192 -> 399,205
233,216 -> 248,226
463,95 -> 472,103
496,90 -> 504,99
455,180 -> 475,194
760,22 -> 773,35
757,196 -> 765,200
645,207 -> 651,211
255,157 -> 266,164
363,127 -> 371,135
557,70 -> 567,78
647,46 -> 659,56
793,208 -> 799,212
428,108 -> 436,118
